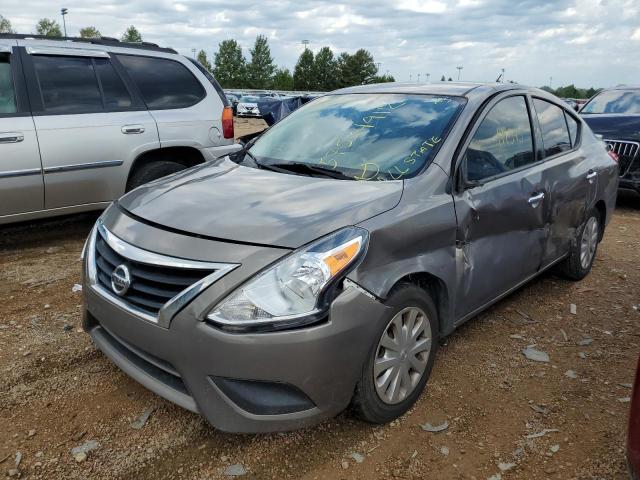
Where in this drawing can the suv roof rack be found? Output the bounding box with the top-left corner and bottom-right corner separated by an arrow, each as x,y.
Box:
0,33 -> 178,54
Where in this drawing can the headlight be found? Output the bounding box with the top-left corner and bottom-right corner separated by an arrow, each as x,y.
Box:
207,227 -> 369,331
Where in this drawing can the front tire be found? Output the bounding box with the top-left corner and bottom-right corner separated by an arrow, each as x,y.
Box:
558,209 -> 601,281
352,284 -> 439,424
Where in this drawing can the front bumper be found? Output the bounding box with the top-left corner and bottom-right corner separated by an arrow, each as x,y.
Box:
84,282 -> 388,432
237,110 -> 261,117
82,209 -> 390,432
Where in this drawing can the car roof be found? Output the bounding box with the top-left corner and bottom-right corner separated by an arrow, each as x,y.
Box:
605,85 -> 640,91
0,33 -> 177,54
333,81 -> 534,100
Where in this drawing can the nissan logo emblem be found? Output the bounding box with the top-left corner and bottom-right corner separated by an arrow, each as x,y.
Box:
111,264 -> 131,296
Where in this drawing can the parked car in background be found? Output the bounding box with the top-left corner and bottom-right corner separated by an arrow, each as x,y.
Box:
629,355 -> 640,479
225,93 -> 240,115
83,82 -> 618,433
580,86 -> 640,195
236,95 -> 262,117
0,34 -> 237,225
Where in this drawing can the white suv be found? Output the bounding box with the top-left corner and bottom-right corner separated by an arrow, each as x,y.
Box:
0,34 -> 238,225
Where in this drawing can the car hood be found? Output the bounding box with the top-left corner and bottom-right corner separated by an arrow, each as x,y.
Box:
118,158 -> 403,249
581,113 -> 640,142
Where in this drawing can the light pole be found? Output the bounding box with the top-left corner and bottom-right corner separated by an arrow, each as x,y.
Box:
426,73 -> 430,82
501,68 -> 505,82
417,73 -> 421,82
191,48 -> 196,58
60,8 -> 68,37
409,73 -> 412,82
301,39 -> 309,50
456,66 -> 463,81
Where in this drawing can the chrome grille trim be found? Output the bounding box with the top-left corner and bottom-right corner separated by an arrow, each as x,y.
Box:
86,220 -> 239,328
605,139 -> 639,177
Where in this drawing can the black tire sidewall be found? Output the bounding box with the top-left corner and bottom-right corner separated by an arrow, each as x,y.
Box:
354,284 -> 439,424
560,209 -> 601,280
126,161 -> 186,191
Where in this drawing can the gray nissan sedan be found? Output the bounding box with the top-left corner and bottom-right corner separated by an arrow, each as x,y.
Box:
82,82 -> 618,433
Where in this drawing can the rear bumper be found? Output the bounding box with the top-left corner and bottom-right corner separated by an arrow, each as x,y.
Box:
620,176 -> 640,192
83,280 -> 389,433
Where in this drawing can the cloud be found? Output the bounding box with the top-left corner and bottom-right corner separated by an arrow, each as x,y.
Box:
1,0 -> 637,87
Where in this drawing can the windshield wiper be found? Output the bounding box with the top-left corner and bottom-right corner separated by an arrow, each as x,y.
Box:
262,162 -> 353,180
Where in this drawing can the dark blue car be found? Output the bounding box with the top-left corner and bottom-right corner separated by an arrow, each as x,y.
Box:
581,86 -> 640,194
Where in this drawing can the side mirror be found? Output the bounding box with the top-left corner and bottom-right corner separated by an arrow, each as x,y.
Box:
574,104 -> 580,112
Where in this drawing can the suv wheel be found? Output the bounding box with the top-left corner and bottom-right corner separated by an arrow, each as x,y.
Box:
126,161 -> 186,191
558,209 -> 601,281
352,284 -> 438,424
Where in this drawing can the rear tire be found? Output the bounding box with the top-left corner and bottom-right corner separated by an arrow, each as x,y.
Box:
557,208 -> 601,281
352,284 -> 439,424
126,161 -> 186,191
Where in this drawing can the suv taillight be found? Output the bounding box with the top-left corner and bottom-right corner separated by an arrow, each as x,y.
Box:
222,106 -> 234,139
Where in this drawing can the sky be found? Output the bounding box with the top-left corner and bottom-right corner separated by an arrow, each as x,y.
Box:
1,0 -> 639,88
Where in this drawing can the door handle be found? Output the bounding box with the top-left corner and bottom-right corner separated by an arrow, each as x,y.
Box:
586,170 -> 597,183
121,125 -> 145,134
0,132 -> 24,143
528,192 -> 545,208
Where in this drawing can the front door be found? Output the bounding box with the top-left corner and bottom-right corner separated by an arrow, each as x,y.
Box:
0,45 -> 44,217
453,94 -> 549,320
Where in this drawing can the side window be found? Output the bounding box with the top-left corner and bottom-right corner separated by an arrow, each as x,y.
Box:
116,55 -> 205,109
464,96 -> 535,182
533,99 -> 572,157
94,58 -> 132,109
34,55 -> 102,114
0,53 -> 17,114
565,112 -> 579,147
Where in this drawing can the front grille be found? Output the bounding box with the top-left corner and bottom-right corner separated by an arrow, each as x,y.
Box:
94,233 -> 213,317
605,139 -> 640,178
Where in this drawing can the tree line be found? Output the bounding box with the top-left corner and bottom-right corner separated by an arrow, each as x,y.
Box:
0,14 -> 143,43
0,14 -> 391,91
540,85 -> 600,100
208,37 -> 393,91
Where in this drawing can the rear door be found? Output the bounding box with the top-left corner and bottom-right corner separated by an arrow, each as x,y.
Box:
0,44 -> 44,216
115,54 -> 225,150
452,94 -> 549,320
19,43 -> 159,209
530,97 -> 593,266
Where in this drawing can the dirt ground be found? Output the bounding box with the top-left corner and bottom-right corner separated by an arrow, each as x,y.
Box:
1,118 -> 639,480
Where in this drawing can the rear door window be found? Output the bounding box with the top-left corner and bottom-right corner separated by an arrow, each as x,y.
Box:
464,95 -> 535,182
116,55 -> 205,109
94,58 -> 132,109
0,53 -> 17,114
565,113 -> 579,147
533,98 -> 572,157
33,55 -> 102,114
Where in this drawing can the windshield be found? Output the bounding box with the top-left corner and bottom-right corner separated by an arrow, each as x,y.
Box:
240,96 -> 259,103
248,93 -> 465,181
581,90 -> 640,114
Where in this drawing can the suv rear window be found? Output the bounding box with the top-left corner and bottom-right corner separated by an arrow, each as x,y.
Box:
0,53 -> 16,114
117,55 -> 205,109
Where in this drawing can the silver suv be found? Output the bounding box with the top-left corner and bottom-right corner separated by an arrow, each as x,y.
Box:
0,34 -> 237,225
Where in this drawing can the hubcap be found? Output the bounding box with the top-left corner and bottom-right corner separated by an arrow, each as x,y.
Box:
374,307 -> 432,405
580,216 -> 599,269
